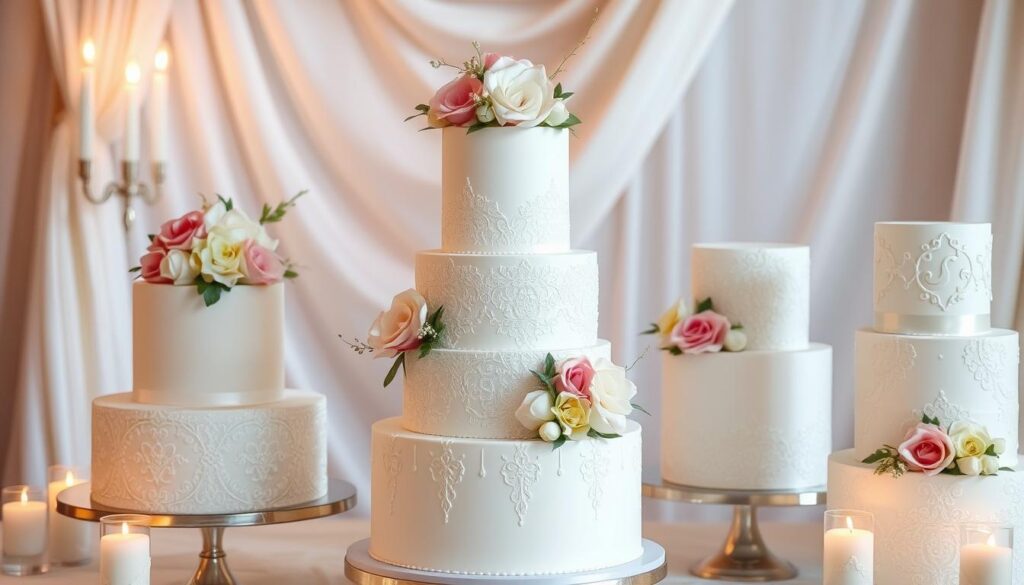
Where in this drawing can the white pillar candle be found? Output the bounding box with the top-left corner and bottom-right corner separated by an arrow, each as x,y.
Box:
960,537 -> 1013,585
823,517 -> 874,585
100,523 -> 150,585
47,470 -> 93,563
79,39 -> 96,160
123,61 -> 142,163
2,490 -> 47,557
150,47 -> 170,164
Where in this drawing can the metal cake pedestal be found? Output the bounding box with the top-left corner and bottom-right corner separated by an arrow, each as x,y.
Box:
345,538 -> 667,585
643,478 -> 825,582
57,479 -> 357,585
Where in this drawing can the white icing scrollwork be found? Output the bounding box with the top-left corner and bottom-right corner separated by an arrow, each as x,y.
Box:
384,435 -> 403,516
579,440 -> 610,520
962,339 -> 1010,398
444,178 -> 569,253
500,444 -> 541,527
429,441 -> 466,524
875,232 -> 986,312
863,337 -> 917,405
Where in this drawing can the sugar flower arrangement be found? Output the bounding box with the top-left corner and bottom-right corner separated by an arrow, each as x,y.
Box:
407,42 -> 581,133
644,298 -> 747,354
341,289 -> 446,387
863,414 -> 1012,478
132,192 -> 303,307
516,354 -> 648,448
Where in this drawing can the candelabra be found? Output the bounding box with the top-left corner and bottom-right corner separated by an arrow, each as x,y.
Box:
78,159 -> 163,230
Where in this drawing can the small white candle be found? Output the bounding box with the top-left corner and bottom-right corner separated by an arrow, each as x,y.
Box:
79,39 -> 95,159
2,489 -> 47,557
150,47 -> 170,164
960,535 -> 1012,585
100,522 -> 150,585
824,516 -> 874,585
123,61 -> 142,162
47,470 -> 93,563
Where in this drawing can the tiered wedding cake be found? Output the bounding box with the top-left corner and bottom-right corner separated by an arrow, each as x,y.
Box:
828,221 -> 1024,583
91,201 -> 327,514
659,243 -> 833,489
366,126 -> 644,576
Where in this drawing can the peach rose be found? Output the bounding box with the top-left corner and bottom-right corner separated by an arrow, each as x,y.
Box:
240,240 -> 284,285
154,210 -> 205,251
670,310 -> 731,354
428,75 -> 483,127
367,289 -> 428,358
140,248 -> 170,283
554,357 -> 595,399
898,423 -> 956,476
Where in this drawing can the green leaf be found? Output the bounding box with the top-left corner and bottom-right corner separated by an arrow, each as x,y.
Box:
383,353 -> 405,388
283,269 -> 298,279
415,103 -> 430,112
466,122 -> 491,134
530,369 -> 550,386
428,305 -> 445,328
147,234 -> 155,243
548,113 -> 582,130
559,91 -> 574,100
551,435 -> 567,450
419,342 -> 433,359
404,112 -> 427,122
664,346 -> 683,356
587,429 -> 622,440
128,266 -> 142,273
696,297 -> 714,313
554,83 -> 563,97
201,283 -> 222,307
216,194 -> 233,211
631,402 -> 652,416
260,190 -> 307,224
544,353 -> 555,376
731,323 -> 743,330
641,323 -> 660,335
862,447 -> 895,464
1000,467 -> 1015,472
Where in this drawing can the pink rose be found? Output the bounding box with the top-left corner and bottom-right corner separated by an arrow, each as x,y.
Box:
367,289 -> 428,358
670,310 -> 731,354
428,74 -> 483,127
483,52 -> 502,69
555,357 -> 595,399
140,248 -> 170,283
240,240 -> 285,285
154,210 -> 205,251
898,423 -> 956,476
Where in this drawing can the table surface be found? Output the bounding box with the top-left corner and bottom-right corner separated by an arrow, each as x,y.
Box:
0,519 -> 822,584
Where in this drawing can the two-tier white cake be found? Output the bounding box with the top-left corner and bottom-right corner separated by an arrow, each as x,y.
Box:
91,283 -> 328,514
828,222 -> 1024,583
368,127 -> 644,576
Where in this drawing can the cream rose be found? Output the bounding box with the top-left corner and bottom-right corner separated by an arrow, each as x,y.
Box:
515,390 -> 555,431
367,289 -> 428,359
982,455 -> 1000,475
949,421 -> 993,459
552,392 -> 590,439
657,298 -> 691,343
160,249 -> 199,285
957,456 -> 982,476
544,99 -> 570,126
198,232 -> 245,287
724,329 -> 748,352
203,200 -> 227,230
482,56 -> 557,127
212,208 -> 278,251
587,357 -> 636,435
538,421 -> 561,442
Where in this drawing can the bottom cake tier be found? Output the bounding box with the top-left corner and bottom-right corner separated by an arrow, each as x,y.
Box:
370,417 -> 643,576
92,390 -> 327,514
829,449 -> 1024,584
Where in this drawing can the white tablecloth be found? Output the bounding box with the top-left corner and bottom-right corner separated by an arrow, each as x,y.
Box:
0,519 -> 822,584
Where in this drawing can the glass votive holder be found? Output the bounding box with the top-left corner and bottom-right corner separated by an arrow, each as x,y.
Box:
960,523 -> 1013,585
46,465 -> 94,566
823,509 -> 874,585
100,514 -> 151,585
2,485 -> 49,576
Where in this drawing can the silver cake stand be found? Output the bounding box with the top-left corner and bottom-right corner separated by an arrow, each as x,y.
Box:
643,478 -> 825,582
56,479 -> 357,585
345,538 -> 667,585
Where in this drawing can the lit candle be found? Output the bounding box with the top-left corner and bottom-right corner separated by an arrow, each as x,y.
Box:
2,488 -> 47,557
824,516 -> 874,585
123,60 -> 142,163
150,46 -> 170,164
47,469 -> 93,564
100,521 -> 150,585
79,39 -> 95,159
960,534 -> 1012,585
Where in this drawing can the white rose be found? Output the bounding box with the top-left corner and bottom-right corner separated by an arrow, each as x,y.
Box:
981,455 -> 1000,475
957,456 -> 982,476
587,357 -> 636,435
724,329 -> 747,352
475,104 -> 495,123
160,249 -> 198,285
482,57 -> 557,127
203,200 -> 227,230
993,437 -> 1006,455
538,421 -> 561,442
544,99 -> 570,126
949,421 -> 992,459
514,390 -> 555,431
211,208 -> 278,251
199,231 -> 245,287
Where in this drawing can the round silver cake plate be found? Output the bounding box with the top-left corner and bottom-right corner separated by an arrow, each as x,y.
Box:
344,538 -> 667,585
642,479 -> 826,582
56,479 -> 357,585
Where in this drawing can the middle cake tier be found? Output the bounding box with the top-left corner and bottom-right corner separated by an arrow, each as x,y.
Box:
415,250 -> 598,351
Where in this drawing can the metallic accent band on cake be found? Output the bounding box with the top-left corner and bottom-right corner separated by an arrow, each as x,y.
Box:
133,387 -> 285,407
873,312 -> 991,335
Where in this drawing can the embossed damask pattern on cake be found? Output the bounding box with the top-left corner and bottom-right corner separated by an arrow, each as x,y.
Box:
443,178 -> 569,254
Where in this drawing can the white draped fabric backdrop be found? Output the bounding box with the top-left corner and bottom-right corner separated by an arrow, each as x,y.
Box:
1,0 -> 1022,522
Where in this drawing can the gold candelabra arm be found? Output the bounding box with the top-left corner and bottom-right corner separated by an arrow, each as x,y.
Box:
79,159 -> 114,204
78,158 -> 162,231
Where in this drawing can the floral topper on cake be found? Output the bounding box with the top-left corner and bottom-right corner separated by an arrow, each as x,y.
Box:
644,297 -> 747,355
406,40 -> 584,133
516,353 -> 649,449
130,192 -> 304,307
340,289 -> 445,388
863,414 -> 1012,478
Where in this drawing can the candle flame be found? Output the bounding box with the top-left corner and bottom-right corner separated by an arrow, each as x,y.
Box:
121,522 -> 129,536
846,516 -> 854,532
987,533 -> 997,547
154,47 -> 170,71
82,39 -> 96,65
19,488 -> 27,504
65,470 -> 75,487
124,61 -> 141,86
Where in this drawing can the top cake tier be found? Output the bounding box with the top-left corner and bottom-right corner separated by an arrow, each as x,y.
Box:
132,282 -> 285,407
874,222 -> 993,335
441,127 -> 569,254
691,243 -> 809,351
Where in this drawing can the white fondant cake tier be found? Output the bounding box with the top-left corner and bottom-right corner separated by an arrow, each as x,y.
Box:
661,345 -> 832,489
415,250 -> 598,351
855,328 -> 1019,466
829,450 -> 1024,585
403,340 -> 612,439
132,282 -> 285,406
691,243 -> 809,350
370,418 -> 643,576
874,222 -> 993,335
441,127 -> 569,254
91,391 -> 327,514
